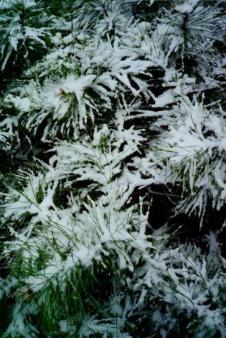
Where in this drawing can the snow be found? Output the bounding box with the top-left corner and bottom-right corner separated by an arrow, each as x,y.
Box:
1,0 -> 226,337
175,0 -> 200,14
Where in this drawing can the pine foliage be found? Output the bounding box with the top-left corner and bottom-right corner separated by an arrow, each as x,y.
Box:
0,0 -> 226,337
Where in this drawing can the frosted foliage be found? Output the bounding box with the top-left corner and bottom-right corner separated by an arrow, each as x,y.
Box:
5,74 -> 116,139
0,115 -> 18,149
135,242 -> 226,337
150,97 -> 226,219
4,171 -> 149,293
0,0 -> 226,337
0,0 -> 48,70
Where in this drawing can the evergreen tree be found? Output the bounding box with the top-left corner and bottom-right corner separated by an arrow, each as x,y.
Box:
0,0 -> 226,337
